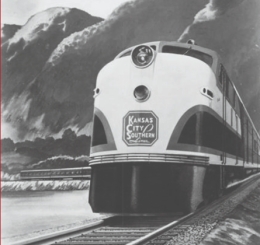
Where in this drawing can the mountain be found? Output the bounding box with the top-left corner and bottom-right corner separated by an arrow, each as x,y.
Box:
2,7 -> 102,102
2,0 -> 260,141
2,7 -> 103,140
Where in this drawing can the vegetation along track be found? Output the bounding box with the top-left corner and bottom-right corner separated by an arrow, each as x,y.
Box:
16,174 -> 260,245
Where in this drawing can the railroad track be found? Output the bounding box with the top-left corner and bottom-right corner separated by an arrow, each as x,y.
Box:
53,215 -> 183,245
13,173 -> 260,245
14,215 -> 184,245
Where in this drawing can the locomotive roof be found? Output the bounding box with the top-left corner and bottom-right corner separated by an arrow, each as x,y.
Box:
116,41 -> 218,60
115,41 -> 219,72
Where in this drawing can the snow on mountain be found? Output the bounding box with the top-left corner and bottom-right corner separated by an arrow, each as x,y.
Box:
8,8 -> 70,48
2,0 -> 259,140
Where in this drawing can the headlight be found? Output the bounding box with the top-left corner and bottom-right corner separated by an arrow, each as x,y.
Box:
131,45 -> 155,68
134,85 -> 150,102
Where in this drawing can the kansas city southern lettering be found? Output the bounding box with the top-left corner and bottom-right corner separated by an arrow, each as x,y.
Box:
126,118 -> 155,140
128,116 -> 153,124
123,111 -> 158,146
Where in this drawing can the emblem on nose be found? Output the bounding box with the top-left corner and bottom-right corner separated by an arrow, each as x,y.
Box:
131,45 -> 155,68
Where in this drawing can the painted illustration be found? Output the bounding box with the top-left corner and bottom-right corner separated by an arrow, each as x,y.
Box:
2,0 -> 260,244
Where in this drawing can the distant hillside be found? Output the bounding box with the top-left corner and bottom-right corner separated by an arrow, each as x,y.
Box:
31,155 -> 90,169
1,129 -> 91,174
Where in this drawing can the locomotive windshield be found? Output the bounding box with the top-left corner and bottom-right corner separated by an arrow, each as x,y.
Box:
162,46 -> 213,66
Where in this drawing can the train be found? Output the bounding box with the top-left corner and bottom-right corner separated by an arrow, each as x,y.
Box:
89,40 -> 260,214
20,167 -> 91,180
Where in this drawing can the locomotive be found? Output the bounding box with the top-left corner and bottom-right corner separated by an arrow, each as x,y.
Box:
89,41 -> 260,214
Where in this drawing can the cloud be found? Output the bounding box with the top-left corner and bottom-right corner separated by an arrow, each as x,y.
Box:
194,0 -> 245,23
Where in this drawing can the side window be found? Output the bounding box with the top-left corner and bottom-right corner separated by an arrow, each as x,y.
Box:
225,76 -> 234,106
218,64 -> 236,105
225,76 -> 229,96
253,132 -> 258,164
221,65 -> 235,107
254,139 -> 258,152
218,64 -> 224,87
248,123 -> 253,162
234,94 -> 241,117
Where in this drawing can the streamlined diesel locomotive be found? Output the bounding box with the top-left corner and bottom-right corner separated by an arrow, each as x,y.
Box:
89,41 -> 260,214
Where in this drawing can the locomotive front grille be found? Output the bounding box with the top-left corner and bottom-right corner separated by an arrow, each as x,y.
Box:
90,153 -> 209,166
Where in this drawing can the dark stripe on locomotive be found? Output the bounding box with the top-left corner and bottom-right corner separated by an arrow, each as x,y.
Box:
91,107 -> 117,154
167,105 -> 259,164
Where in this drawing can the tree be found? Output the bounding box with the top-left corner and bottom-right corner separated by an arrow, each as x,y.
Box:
62,128 -> 77,141
2,138 -> 15,152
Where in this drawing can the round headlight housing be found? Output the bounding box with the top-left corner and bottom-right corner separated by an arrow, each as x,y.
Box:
131,45 -> 155,68
134,85 -> 150,102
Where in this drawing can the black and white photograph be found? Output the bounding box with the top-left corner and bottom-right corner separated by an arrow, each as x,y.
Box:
1,0 -> 260,244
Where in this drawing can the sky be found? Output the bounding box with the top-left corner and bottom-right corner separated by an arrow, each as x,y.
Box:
1,0 -> 130,25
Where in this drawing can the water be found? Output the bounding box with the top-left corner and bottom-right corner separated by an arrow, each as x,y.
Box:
2,190 -> 101,242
